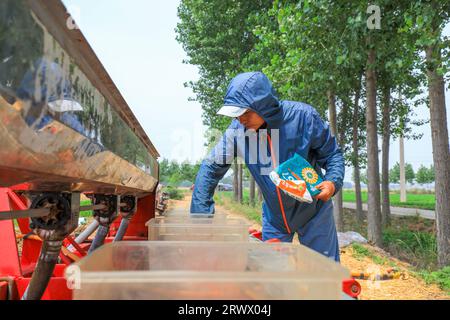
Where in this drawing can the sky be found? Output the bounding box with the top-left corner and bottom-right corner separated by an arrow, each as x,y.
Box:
63,0 -> 449,182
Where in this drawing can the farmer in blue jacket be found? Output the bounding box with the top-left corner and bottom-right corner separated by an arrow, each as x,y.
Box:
191,72 -> 344,262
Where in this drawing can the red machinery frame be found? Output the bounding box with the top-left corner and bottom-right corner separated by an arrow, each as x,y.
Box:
0,187 -> 155,300
1,187 -> 358,300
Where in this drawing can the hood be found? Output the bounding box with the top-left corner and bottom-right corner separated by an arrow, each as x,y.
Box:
223,72 -> 283,128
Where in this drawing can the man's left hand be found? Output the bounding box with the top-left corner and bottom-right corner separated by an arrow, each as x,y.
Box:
315,181 -> 336,202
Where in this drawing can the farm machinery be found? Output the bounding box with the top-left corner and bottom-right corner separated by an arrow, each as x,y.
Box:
0,0 -> 159,300
0,0 -> 360,300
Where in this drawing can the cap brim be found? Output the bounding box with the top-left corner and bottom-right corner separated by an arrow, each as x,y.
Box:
48,99 -> 83,112
217,105 -> 248,117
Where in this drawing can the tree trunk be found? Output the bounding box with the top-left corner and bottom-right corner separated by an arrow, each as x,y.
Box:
337,101 -> 349,229
426,44 -> 450,267
233,161 -> 238,202
399,135 -> 407,202
381,86 -> 391,226
249,176 -> 255,207
327,89 -> 343,231
237,163 -> 243,204
365,47 -> 382,247
352,76 -> 364,223
258,185 -> 263,202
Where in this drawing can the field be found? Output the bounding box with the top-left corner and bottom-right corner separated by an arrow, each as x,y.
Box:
342,190 -> 435,210
216,188 -> 436,211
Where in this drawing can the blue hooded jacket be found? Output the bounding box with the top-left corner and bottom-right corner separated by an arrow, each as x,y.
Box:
17,58 -> 85,135
191,72 -> 344,234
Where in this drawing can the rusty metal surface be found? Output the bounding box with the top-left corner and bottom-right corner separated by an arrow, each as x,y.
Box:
0,0 -> 159,195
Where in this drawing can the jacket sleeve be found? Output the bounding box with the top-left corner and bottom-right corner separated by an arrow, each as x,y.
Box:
190,122 -> 237,214
307,110 -> 345,193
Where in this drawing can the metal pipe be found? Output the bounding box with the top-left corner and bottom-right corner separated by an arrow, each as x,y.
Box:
0,208 -> 50,221
67,220 -> 100,252
88,225 -> 109,254
21,239 -> 63,300
79,203 -> 126,212
0,203 -> 123,221
79,204 -> 107,211
113,218 -> 130,242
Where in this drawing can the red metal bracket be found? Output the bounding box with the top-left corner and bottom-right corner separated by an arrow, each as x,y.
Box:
64,236 -> 87,257
0,281 -> 8,300
109,194 -> 155,238
342,278 -> 361,299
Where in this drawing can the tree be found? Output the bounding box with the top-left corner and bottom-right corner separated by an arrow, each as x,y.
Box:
249,176 -> 256,207
176,0 -> 273,132
389,162 -> 415,184
233,161 -> 239,202
365,42 -> 382,246
159,159 -> 200,186
159,158 -> 170,182
359,169 -> 368,186
416,165 -> 435,185
380,84 -> 392,225
177,0 -> 450,261
237,163 -> 243,204
351,72 -> 365,223
401,0 -> 450,266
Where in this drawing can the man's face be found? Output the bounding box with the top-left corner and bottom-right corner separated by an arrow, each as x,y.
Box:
237,109 -> 265,130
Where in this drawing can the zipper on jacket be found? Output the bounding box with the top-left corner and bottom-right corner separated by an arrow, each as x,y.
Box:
267,133 -> 292,234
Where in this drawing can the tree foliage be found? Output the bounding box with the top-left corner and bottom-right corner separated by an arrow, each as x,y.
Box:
159,158 -> 200,186
176,0 -> 273,131
389,162 -> 416,184
176,0 -> 450,264
416,165 -> 435,184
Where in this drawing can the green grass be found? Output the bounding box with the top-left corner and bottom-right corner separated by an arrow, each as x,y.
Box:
418,267 -> 450,294
342,190 -> 435,210
80,199 -> 92,217
383,228 -> 438,269
214,191 -> 262,224
351,243 -> 391,266
226,189 -> 435,210
351,243 -> 372,259
165,186 -> 184,200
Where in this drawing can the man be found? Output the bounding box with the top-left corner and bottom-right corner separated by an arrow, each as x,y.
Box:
191,72 -> 344,262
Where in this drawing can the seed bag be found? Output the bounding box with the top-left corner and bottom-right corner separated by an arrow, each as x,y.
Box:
269,153 -> 322,203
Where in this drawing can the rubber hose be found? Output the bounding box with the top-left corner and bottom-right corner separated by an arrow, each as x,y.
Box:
21,239 -> 63,300
67,220 -> 99,251
88,225 -> 109,254
113,218 -> 130,242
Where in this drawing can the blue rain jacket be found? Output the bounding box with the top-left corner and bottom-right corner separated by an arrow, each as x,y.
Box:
191,72 -> 344,257
17,58 -> 85,135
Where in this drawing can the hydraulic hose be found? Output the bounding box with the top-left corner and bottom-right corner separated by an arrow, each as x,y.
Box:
113,218 -> 130,242
21,239 -> 63,300
88,225 -> 109,254
67,220 -> 99,252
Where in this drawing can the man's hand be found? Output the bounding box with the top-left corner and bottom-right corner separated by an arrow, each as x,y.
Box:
315,181 -> 336,202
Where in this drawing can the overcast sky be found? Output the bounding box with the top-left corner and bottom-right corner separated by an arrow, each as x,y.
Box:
63,0 -> 449,182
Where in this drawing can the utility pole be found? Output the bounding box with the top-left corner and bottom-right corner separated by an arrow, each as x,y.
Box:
399,135 -> 407,202
398,91 -> 407,203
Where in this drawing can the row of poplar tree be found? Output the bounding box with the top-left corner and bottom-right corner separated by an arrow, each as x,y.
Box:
175,1 -> 450,266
